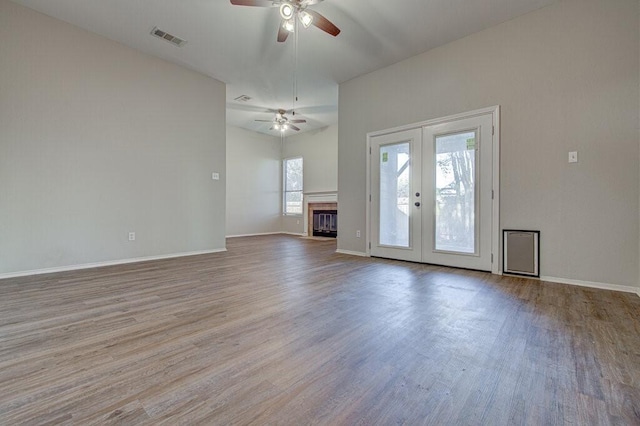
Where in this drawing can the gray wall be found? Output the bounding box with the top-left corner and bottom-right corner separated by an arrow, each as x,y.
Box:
282,125 -> 339,234
0,0 -> 227,275
226,126 -> 281,236
338,0 -> 639,287
225,125 -> 338,236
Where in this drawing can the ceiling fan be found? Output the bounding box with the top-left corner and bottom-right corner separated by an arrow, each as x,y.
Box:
230,0 -> 341,42
255,109 -> 306,132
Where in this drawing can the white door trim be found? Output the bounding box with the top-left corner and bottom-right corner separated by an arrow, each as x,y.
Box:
366,106 -> 501,274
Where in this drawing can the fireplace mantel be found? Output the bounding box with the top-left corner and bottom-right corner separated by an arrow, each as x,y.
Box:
303,192 -> 337,237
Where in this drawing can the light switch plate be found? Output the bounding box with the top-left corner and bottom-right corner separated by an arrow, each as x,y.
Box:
568,151 -> 578,163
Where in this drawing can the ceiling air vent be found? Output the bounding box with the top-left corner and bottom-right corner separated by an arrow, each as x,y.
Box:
151,27 -> 187,47
234,95 -> 252,102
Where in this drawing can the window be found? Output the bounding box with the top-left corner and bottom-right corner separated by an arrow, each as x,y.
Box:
283,157 -> 303,215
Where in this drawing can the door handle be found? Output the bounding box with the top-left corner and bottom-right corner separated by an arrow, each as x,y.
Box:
415,202 -> 421,207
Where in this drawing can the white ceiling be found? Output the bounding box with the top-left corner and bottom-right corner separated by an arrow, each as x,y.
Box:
12,0 -> 557,135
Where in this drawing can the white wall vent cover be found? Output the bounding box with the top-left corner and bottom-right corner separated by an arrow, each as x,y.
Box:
151,27 -> 187,47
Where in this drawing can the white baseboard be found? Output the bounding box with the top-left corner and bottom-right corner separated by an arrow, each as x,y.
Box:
6,246 -> 637,299
0,248 -> 227,280
335,249 -> 368,257
226,232 -> 282,238
540,275 -> 639,295
226,232 -> 305,238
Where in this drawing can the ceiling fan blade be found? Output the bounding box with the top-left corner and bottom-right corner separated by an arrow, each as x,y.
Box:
255,119 -> 274,122
301,0 -> 323,5
290,119 -> 306,123
230,0 -> 275,7
277,23 -> 289,42
306,10 -> 340,37
270,126 -> 277,131
289,124 -> 301,131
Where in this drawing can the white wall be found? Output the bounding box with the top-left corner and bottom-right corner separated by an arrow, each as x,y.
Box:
0,0 -> 227,275
282,125 -> 338,234
338,0 -> 639,288
226,126 -> 281,236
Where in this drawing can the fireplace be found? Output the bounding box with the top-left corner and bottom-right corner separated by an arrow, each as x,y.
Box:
307,200 -> 338,238
313,210 -> 337,238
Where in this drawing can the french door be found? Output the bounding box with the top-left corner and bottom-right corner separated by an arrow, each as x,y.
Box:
370,111 -> 496,271
370,128 -> 423,262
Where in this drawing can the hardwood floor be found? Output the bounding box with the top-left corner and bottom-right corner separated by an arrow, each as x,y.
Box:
1,235 -> 639,425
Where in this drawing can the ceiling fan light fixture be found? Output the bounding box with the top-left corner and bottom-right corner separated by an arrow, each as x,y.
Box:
282,18 -> 295,33
299,11 -> 313,28
279,3 -> 294,20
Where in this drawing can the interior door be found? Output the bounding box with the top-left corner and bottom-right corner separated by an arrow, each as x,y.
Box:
369,112 -> 494,271
370,128 -> 422,262
422,114 -> 493,271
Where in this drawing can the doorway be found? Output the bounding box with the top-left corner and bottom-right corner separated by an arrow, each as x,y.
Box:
367,107 -> 500,273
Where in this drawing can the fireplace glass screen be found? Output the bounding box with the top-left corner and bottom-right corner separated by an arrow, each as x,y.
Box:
313,210 -> 337,238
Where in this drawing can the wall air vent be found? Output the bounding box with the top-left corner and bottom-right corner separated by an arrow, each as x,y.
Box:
234,95 -> 252,102
151,27 -> 187,47
503,230 -> 540,277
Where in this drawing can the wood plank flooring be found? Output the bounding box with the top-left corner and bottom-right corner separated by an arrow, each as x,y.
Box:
1,235 -> 639,425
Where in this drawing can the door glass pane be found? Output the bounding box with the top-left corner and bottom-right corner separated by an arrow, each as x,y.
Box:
379,143 -> 410,247
434,131 -> 477,254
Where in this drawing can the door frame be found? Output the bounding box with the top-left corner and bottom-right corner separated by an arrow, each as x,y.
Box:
365,106 -> 501,275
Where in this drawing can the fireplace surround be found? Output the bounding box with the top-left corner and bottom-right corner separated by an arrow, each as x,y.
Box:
304,192 -> 337,238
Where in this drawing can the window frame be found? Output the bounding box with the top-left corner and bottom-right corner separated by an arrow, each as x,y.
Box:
283,156 -> 304,216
